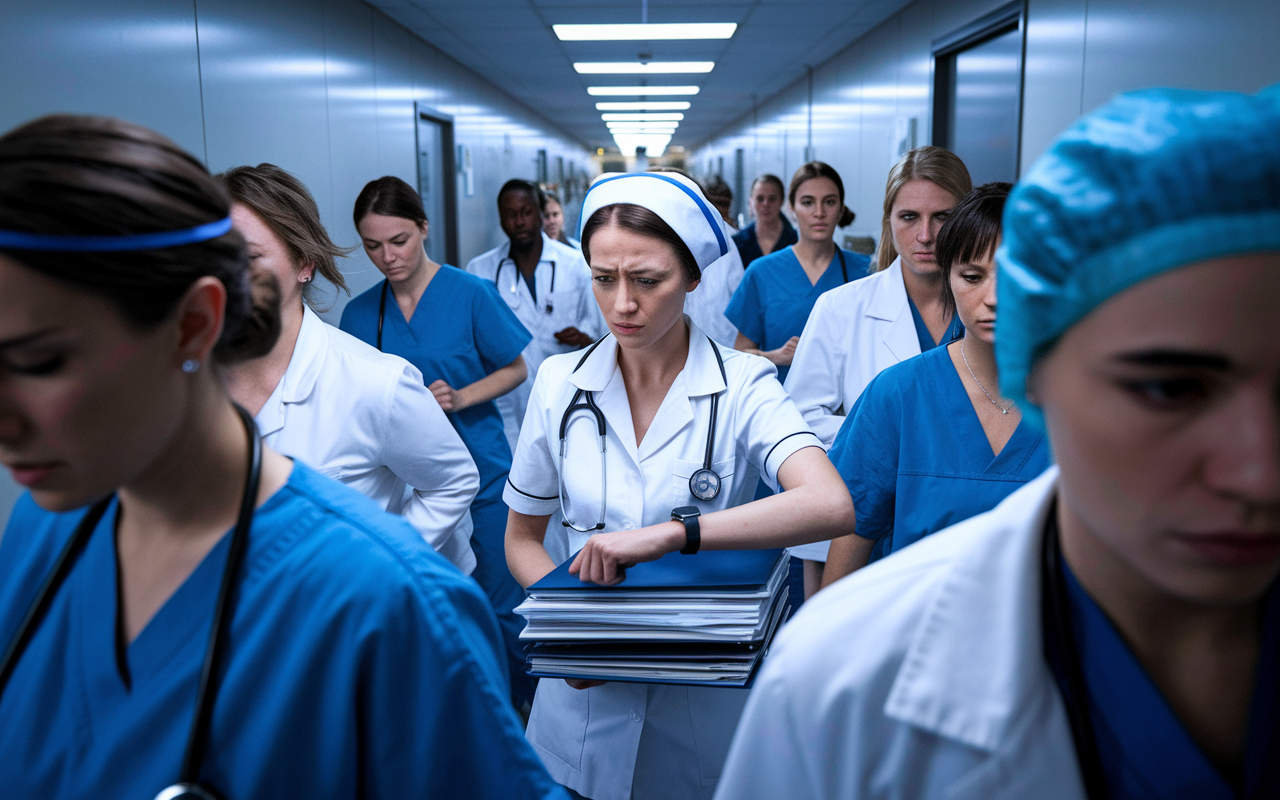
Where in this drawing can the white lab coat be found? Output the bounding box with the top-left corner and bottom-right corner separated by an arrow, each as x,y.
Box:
714,467 -> 1085,800
466,232 -> 606,452
504,320 -> 824,800
782,257 -> 921,560
256,306 -> 481,573
684,230 -> 746,349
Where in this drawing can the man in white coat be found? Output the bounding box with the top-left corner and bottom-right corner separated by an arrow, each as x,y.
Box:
466,179 -> 605,452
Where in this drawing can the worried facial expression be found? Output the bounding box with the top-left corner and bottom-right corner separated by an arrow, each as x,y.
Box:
890,179 -> 958,277
587,223 -> 699,354
358,213 -> 429,285
232,203 -> 309,311
1036,253 -> 1280,606
950,244 -> 998,346
0,256 -> 220,511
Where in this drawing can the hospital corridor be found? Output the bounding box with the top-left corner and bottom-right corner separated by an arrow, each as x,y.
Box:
0,0 -> 1278,797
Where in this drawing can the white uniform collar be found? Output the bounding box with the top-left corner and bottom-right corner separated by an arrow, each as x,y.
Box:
883,466 -> 1060,752
499,231 -> 561,264
253,306 -> 328,438
866,256 -> 909,322
567,317 -> 728,398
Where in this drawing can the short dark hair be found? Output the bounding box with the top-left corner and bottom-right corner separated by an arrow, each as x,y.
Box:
750,174 -> 785,198
935,182 -> 1012,319
703,175 -> 732,208
788,161 -> 855,227
581,203 -> 701,283
498,179 -> 544,213
353,176 -> 426,228
221,163 -> 353,305
0,114 -> 278,364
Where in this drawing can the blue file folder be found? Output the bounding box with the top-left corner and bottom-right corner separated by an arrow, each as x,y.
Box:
530,548 -> 786,593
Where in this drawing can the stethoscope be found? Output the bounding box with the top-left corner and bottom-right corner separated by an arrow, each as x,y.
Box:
0,405 -> 262,800
1040,504 -> 1111,800
557,334 -> 727,533
495,256 -> 557,315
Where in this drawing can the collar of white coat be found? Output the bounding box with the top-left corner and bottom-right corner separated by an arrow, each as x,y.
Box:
883,466 -> 1059,753
866,256 -> 909,322
567,316 -> 727,397
498,231 -> 561,264
253,305 -> 328,437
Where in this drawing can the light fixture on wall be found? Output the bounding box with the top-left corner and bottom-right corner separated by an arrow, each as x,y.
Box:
588,86 -> 700,96
575,62 -> 714,74
554,23 -> 736,41
596,101 -> 691,111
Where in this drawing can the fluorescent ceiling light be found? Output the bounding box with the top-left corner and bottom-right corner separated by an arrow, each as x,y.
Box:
575,62 -> 714,74
587,85 -> 700,96
554,23 -> 736,41
608,128 -> 679,135
606,122 -> 679,129
601,112 -> 684,121
596,101 -> 690,111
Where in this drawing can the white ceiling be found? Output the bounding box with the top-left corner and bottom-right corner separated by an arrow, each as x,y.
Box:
369,0 -> 915,150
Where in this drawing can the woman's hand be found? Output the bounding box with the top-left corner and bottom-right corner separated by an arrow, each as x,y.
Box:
554,326 -> 595,347
429,379 -> 466,411
568,522 -> 685,586
767,336 -> 800,367
566,678 -> 608,690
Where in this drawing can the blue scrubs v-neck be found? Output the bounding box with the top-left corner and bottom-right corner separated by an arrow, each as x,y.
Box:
725,245 -> 869,383
907,295 -> 964,351
1055,565 -> 1279,798
829,345 -> 1052,562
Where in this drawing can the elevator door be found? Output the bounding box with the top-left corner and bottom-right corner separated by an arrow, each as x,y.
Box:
950,27 -> 1022,184
416,114 -> 448,265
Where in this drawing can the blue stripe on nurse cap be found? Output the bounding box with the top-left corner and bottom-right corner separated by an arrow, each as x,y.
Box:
0,216 -> 233,252
579,172 -> 729,271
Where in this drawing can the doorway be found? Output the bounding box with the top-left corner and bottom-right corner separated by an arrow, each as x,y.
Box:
415,103 -> 459,266
932,2 -> 1026,185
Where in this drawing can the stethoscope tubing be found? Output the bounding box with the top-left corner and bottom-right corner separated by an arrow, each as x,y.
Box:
0,404 -> 263,800
496,257 -> 557,314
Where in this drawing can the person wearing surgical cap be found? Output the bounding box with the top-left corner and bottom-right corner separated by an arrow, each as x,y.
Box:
715,85 -> 1280,800
503,171 -> 856,800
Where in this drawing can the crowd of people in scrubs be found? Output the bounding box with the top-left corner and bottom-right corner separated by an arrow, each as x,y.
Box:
0,81 -> 1276,800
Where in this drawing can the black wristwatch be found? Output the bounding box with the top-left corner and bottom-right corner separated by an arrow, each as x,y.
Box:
671,506 -> 701,555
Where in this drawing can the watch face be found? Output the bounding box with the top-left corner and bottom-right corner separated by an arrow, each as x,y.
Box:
671,505 -> 700,519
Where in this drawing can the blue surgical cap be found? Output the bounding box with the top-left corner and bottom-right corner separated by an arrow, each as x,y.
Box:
997,85 -> 1280,427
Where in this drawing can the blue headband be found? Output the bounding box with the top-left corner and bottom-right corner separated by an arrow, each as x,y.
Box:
0,216 -> 233,252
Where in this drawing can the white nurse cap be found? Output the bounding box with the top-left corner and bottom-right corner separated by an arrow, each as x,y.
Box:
578,172 -> 730,272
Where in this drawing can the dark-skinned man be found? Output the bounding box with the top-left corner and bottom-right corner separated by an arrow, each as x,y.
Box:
466,179 -> 605,452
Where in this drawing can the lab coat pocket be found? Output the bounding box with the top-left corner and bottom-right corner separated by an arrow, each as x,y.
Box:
672,457 -> 736,512
527,678 -> 590,771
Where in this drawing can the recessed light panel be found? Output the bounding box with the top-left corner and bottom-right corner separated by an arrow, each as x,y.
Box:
596,101 -> 691,111
601,112 -> 685,122
575,62 -> 714,75
587,86 -> 700,96
554,23 -> 736,41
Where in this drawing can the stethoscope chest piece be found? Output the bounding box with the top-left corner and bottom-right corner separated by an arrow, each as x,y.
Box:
689,468 -> 721,501
154,783 -> 224,800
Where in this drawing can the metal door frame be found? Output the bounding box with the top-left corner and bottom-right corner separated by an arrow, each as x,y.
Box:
415,102 -> 459,266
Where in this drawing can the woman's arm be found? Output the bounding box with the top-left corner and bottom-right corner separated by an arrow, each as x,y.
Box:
569,446 -> 855,586
505,509 -> 558,589
734,332 -> 799,367
819,532 -> 875,590
430,355 -> 527,412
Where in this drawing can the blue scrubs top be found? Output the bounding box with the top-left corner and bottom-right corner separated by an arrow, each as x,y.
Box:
907,295 -> 964,351
829,345 -> 1052,562
1054,565 -> 1279,798
731,217 -> 798,267
0,464 -> 565,799
340,266 -> 532,501
725,246 -> 870,383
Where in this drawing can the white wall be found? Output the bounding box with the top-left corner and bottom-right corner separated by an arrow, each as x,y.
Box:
692,0 -> 1280,248
0,0 -> 593,526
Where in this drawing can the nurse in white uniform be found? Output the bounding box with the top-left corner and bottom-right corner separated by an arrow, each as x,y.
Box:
782,147 -> 971,591
466,179 -> 605,453
504,171 -> 856,800
221,164 -> 480,571
716,86 -> 1280,799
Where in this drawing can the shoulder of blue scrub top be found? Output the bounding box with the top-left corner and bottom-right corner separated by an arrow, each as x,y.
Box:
731,222 -> 755,246
338,280 -> 385,331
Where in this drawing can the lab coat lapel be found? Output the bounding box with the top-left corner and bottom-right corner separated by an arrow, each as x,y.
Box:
884,469 -> 1063,751
636,322 -> 726,462
569,335 -> 642,467
868,258 -> 920,365
253,307 -> 328,438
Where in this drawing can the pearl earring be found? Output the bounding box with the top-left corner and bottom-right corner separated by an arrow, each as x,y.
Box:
301,273 -> 313,283
181,359 -> 200,374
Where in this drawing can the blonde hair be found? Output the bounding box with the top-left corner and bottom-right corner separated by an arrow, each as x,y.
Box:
875,146 -> 972,272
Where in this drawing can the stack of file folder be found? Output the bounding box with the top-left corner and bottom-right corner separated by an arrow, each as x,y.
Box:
515,548 -> 791,687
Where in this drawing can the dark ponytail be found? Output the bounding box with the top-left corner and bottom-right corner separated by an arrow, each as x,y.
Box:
0,114 -> 279,363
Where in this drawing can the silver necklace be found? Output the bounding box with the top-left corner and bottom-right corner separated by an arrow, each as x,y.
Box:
961,340 -> 1015,414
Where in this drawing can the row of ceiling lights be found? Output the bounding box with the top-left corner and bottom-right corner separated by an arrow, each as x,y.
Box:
551,23 -> 738,157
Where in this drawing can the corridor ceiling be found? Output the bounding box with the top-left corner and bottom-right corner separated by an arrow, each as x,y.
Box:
369,0 -> 915,151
